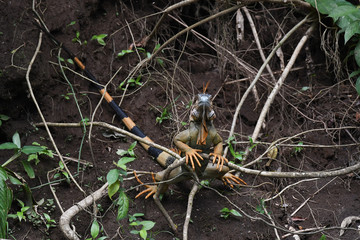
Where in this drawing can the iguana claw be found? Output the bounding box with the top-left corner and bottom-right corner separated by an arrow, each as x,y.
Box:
221,172 -> 247,188
185,148 -> 203,170
209,153 -> 228,172
134,171 -> 158,199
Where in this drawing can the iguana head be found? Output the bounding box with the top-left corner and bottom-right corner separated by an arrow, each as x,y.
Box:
190,93 -> 216,145
191,93 -> 215,122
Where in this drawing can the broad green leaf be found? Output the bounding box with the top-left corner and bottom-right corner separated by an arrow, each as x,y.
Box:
106,169 -> 119,185
349,69 -> 360,78
141,220 -> 155,231
354,41 -> 360,67
0,114 -> 10,121
90,219 -> 100,239
0,142 -> 18,150
116,157 -> 135,170
116,191 -> 129,220
108,180 -> 120,199
21,145 -> 43,155
230,209 -> 242,217
139,228 -> 147,239
0,178 -> 12,238
116,149 -> 128,156
356,76 -> 360,96
128,141 -> 137,151
329,5 -> 358,22
344,21 -> 360,43
12,132 -> 21,148
0,166 -> 8,181
22,160 -> 35,179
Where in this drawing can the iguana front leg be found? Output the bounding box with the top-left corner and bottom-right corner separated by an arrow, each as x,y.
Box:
174,131 -> 203,170
209,134 -> 229,171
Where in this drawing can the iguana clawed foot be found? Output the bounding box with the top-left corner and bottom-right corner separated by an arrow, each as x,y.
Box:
134,171 -> 158,199
221,172 -> 247,188
209,153 -> 228,171
185,148 -> 203,170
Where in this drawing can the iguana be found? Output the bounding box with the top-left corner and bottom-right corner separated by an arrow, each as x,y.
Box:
135,88 -> 246,199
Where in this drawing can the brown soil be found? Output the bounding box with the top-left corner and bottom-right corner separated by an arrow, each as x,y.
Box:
1,1 -> 360,240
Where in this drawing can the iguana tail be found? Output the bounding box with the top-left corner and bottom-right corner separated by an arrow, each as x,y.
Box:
34,20 -> 175,167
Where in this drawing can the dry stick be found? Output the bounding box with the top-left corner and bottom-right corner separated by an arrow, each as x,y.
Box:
26,32 -> 85,196
223,14 -> 310,158
264,178 -> 319,202
250,23 -> 316,146
59,183 -> 109,240
291,177 -> 337,217
183,182 -> 199,240
36,121 -> 181,159
243,23 -> 316,166
242,7 -> 276,82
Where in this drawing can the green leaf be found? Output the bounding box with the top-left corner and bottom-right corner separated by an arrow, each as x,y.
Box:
355,41 -> 360,67
329,5 -> 358,22
318,234 -> 327,240
344,21 -> 360,43
141,220 -> 155,231
349,69 -> 360,78
22,160 -> 35,179
116,149 -> 128,156
106,169 -> 119,185
12,132 -> 21,148
0,142 -> 18,150
139,228 -> 147,240
90,219 -> 100,239
230,209 -> 242,217
128,141 -> 137,151
116,157 -> 135,170
21,145 -> 43,155
356,76 -> 360,96
0,114 -> 10,121
116,191 -> 129,220
117,49 -> 133,57
108,180 -> 120,199
0,178 -> 12,238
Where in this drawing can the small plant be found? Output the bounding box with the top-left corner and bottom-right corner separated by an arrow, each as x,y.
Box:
8,199 -> 30,222
156,105 -> 172,124
86,219 -> 107,240
220,207 -> 242,219
91,34 -> 108,46
66,21 -> 76,28
294,141 -> 304,154
0,133 -> 53,179
117,49 -> 134,57
0,114 -> 10,126
54,160 -> 70,184
0,166 -> 12,239
72,31 -> 87,46
129,213 -> 156,240
227,136 -> 245,162
255,199 -> 267,214
43,213 -> 56,230
61,92 -> 74,100
319,234 -> 326,240
118,75 -> 142,90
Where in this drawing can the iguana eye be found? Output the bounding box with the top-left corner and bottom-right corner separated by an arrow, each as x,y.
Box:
191,109 -> 200,120
207,110 -> 215,120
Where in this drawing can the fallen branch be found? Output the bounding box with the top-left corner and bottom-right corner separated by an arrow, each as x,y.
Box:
59,183 -> 109,240
183,182 -> 199,240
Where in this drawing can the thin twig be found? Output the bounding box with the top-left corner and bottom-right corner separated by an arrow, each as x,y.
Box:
183,182 -> 199,240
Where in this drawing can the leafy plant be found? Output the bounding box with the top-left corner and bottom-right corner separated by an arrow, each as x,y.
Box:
0,114 -> 10,127
0,166 -> 12,239
106,142 -> 137,221
220,207 -> 242,219
306,0 -> 360,95
61,92 -> 74,100
294,141 -> 304,153
66,21 -> 76,28
43,213 -> 56,230
91,34 -> 108,46
156,105 -> 172,124
86,219 -> 107,240
0,132 -> 53,179
227,136 -> 245,162
118,75 -> 142,90
319,234 -> 326,240
129,213 -> 156,240
8,199 -> 30,222
255,199 -> 267,214
72,31 -> 87,46
117,49 -> 134,57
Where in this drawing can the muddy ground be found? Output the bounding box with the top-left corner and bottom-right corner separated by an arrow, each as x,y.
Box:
1,1 -> 360,240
